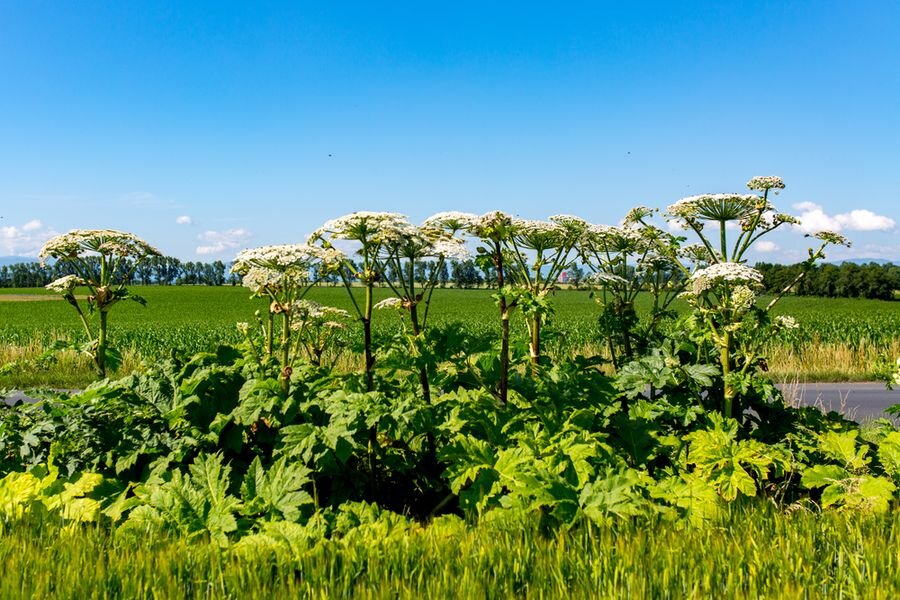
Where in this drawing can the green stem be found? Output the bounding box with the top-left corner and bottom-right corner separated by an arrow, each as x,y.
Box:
719,219 -> 728,262
363,282 -> 375,391
97,310 -> 108,378
721,329 -> 734,418
265,310 -> 274,357
280,311 -> 291,396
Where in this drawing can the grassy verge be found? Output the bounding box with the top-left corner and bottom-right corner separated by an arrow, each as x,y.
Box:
2,505 -> 899,598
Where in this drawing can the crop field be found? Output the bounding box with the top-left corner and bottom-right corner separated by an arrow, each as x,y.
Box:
4,507 -> 900,599
1,285 -> 899,387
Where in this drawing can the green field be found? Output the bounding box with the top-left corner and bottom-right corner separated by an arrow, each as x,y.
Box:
2,285 -> 900,387
3,507 -> 899,599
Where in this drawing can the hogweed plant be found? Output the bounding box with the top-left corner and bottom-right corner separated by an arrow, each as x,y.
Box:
231,244 -> 343,394
426,211 -> 521,403
578,210 -> 686,369
666,176 -> 849,417
308,212 -> 408,392
40,229 -> 161,378
374,218 -> 469,403
505,215 -> 587,366
290,300 -> 352,367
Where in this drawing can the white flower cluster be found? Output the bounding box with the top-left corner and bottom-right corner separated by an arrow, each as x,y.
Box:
39,229 -> 161,261
730,285 -> 757,314
310,212 -> 409,244
678,243 -> 711,263
582,224 -> 646,252
667,194 -> 761,222
746,176 -> 785,191
232,244 -> 340,273
810,231 -> 851,247
774,315 -> 799,330
421,211 -> 481,232
429,238 -> 470,260
290,300 -> 351,325
45,274 -> 87,295
623,206 -> 655,225
585,271 -> 629,286
549,214 -> 589,232
690,262 -> 764,294
746,212 -> 800,231
239,266 -> 294,294
373,297 -> 404,310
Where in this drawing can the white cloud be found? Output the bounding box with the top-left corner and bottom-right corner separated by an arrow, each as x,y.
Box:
196,228 -> 251,256
835,209 -> 895,231
0,220 -> 59,256
175,215 -> 193,225
792,202 -> 895,234
755,240 -> 779,253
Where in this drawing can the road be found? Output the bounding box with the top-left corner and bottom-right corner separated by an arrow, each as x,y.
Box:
778,382 -> 900,422
3,383 -> 900,422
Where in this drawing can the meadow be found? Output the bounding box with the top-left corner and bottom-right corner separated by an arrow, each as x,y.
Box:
2,285 -> 899,387
5,209 -> 900,599
3,507 -> 900,599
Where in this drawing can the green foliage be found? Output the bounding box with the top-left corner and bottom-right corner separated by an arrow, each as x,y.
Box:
685,414 -> 787,501
800,430 -> 897,513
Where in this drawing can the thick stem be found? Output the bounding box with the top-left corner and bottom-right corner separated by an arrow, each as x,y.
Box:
265,310 -> 274,357
719,219 -> 728,262
363,282 -> 375,391
721,329 -> 734,418
500,311 -> 510,404
280,311 -> 291,396
97,310 -> 108,378
409,303 -> 431,404
495,240 -> 508,405
529,313 -> 541,365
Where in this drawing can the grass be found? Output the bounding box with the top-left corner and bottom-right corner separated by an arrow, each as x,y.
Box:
2,505 -> 900,598
2,285 -> 899,387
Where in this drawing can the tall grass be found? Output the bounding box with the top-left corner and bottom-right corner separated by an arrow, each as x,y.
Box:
2,505 -> 899,598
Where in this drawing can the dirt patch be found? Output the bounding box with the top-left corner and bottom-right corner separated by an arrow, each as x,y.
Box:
0,294 -> 61,302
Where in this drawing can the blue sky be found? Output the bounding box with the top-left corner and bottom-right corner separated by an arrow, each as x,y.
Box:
1,1 -> 898,262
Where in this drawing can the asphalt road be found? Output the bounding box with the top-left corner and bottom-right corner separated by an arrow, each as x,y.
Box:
778,382 -> 900,422
3,383 -> 900,422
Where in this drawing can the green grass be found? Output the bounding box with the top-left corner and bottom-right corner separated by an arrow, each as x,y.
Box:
2,285 -> 900,387
2,506 -> 900,598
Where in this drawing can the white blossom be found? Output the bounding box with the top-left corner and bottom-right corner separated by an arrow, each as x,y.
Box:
429,238 -> 470,260
240,266 -> 290,294
45,275 -> 86,295
690,262 -> 764,294
809,231 -> 851,247
730,285 -> 757,313
310,212 -> 410,244
373,297 -> 404,310
585,271 -> 628,286
232,243 -> 338,273
774,315 -> 799,330
290,300 -> 351,326
667,194 -> 762,222
422,211 -> 481,232
746,176 -> 785,192
39,229 -> 161,261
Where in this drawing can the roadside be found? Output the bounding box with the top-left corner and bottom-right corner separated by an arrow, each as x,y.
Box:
5,383 -> 899,422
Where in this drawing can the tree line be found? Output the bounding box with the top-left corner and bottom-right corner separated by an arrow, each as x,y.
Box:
0,256 -> 499,289
2,256 -> 897,299
756,261 -> 900,300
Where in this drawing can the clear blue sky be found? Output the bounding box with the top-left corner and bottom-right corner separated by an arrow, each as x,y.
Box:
1,1 -> 898,262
